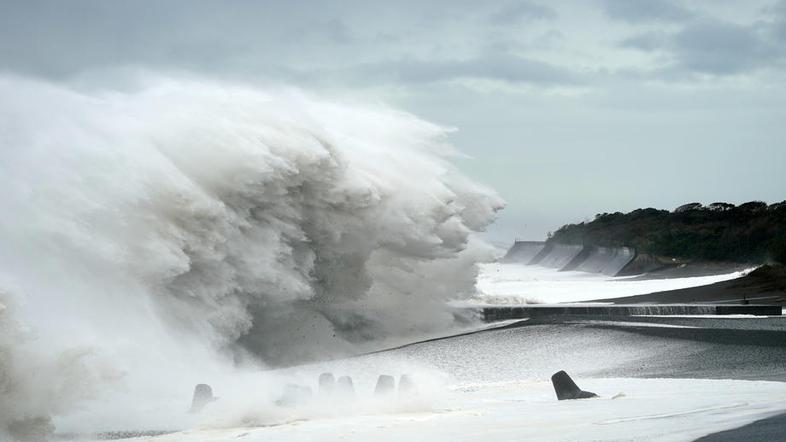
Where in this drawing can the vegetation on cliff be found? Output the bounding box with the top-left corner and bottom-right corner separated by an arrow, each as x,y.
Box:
550,201 -> 786,264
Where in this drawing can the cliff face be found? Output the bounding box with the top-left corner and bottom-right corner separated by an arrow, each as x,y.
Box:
550,201 -> 786,265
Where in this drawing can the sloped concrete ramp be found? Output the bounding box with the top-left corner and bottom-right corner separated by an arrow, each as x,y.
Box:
502,241 -> 546,263
503,242 -> 638,276
571,246 -> 635,276
532,243 -> 585,269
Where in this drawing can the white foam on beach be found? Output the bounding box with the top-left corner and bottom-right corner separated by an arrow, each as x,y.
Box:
474,263 -> 752,304
137,378 -> 786,442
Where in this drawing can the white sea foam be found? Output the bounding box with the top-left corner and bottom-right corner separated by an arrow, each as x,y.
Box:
137,378 -> 786,442
474,263 -> 750,304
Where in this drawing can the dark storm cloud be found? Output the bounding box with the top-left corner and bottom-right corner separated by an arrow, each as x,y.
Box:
671,20 -> 775,75
619,3 -> 786,77
0,0 -> 584,88
301,19 -> 356,45
489,1 -> 557,25
0,1 -> 266,77
3,0 -> 783,86
622,21 -> 775,75
0,0 -> 374,79
765,0 -> 786,40
602,0 -> 694,23
620,32 -> 670,51
767,0 -> 786,14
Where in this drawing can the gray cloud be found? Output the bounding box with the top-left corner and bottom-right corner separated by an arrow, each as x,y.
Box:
765,0 -> 786,41
617,2 -> 786,78
302,19 -> 356,45
0,0 -> 393,79
672,20 -> 773,75
766,0 -> 786,14
8,0 -> 779,86
620,32 -> 670,51
602,0 -> 694,23
349,53 -> 582,86
0,0 -> 280,78
0,0 -> 583,88
490,1 -> 557,24
621,16 -> 786,76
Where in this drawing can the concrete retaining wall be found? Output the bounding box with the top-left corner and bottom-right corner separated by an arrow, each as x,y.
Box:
534,243 -> 585,269
570,246 -> 636,276
502,241 -> 546,264
502,242 -> 639,276
616,253 -> 675,276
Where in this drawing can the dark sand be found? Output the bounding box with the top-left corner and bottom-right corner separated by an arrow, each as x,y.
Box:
594,265 -> 786,305
624,261 -> 750,279
695,412 -> 786,441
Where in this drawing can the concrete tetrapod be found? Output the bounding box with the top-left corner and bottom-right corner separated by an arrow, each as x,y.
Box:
318,372 -> 336,395
551,371 -> 598,400
337,376 -> 355,396
374,375 -> 396,396
189,384 -> 217,413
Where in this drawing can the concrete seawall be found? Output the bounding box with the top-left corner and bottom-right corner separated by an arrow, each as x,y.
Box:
533,243 -> 585,269
503,241 -> 636,276
616,252 -> 675,276
502,241 -> 546,263
570,246 -> 635,276
482,304 -> 782,321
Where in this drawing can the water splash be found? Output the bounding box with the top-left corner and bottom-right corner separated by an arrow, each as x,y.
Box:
0,75 -> 502,437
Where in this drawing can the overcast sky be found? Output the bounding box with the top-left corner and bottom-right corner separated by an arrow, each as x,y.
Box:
2,0 -> 785,244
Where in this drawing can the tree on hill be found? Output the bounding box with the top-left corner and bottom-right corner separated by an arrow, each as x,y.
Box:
550,201 -> 786,264
709,202 -> 735,211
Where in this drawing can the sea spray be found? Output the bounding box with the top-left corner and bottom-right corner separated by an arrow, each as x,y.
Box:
0,75 -> 503,436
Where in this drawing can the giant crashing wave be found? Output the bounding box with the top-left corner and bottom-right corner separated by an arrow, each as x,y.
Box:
0,75 -> 503,438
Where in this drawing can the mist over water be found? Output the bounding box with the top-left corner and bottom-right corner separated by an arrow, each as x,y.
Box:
0,75 -> 502,437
